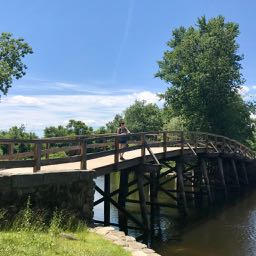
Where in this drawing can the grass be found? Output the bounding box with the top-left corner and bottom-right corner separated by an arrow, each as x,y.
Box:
0,199 -> 131,256
0,231 -> 131,256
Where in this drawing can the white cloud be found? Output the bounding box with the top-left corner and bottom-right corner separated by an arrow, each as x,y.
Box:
5,96 -> 44,106
133,91 -> 159,103
238,85 -> 250,95
0,91 -> 162,136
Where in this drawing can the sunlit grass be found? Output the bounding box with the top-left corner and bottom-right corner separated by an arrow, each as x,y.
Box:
0,231 -> 130,256
0,199 -> 130,256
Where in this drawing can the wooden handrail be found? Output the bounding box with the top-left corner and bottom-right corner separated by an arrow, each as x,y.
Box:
0,130 -> 255,171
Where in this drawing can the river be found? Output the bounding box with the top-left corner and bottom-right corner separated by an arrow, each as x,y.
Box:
94,173 -> 256,256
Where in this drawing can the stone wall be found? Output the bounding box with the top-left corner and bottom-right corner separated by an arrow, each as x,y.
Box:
0,170 -> 95,224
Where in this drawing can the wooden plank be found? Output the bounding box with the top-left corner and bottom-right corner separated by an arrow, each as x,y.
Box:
0,151 -> 34,160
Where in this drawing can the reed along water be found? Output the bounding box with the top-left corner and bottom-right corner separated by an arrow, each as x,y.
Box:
94,173 -> 256,256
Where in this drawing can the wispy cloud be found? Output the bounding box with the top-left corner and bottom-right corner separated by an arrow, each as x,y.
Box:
11,77 -> 146,96
112,0 -> 135,82
0,91 -> 162,136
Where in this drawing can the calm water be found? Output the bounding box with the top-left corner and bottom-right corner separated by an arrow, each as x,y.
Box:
94,173 -> 256,256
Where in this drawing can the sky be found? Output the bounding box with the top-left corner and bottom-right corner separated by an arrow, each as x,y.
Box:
0,0 -> 255,136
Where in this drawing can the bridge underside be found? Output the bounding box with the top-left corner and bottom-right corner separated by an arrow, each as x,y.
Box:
94,151 -> 255,235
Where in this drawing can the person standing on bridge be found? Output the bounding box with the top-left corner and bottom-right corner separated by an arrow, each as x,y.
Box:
117,120 -> 130,160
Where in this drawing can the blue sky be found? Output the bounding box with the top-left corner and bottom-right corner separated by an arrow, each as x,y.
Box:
0,0 -> 255,136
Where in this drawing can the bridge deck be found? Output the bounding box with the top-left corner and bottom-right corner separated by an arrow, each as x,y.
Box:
0,147 -> 182,177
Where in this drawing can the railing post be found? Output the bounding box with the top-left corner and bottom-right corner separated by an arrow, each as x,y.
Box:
195,131 -> 198,149
163,131 -> 167,158
33,142 -> 42,172
141,133 -> 146,162
205,134 -> 209,153
80,139 -> 87,170
222,137 -> 225,153
7,143 -> 14,160
114,135 -> 119,164
45,143 -> 50,160
180,131 -> 184,156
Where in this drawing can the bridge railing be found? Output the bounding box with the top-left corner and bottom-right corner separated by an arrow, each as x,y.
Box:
0,131 -> 255,172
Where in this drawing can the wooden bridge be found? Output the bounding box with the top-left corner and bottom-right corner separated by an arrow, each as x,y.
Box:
0,131 -> 255,231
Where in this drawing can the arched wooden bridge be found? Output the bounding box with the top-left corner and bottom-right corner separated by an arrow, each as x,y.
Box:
0,131 -> 255,231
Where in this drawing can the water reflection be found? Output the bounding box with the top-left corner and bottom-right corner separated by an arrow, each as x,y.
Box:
94,172 -> 256,256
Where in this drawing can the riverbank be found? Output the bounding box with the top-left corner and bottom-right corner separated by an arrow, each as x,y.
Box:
92,226 -> 161,256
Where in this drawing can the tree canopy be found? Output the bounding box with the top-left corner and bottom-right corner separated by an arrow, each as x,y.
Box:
44,120 -> 93,137
0,32 -> 33,95
156,16 -> 254,142
0,125 -> 37,154
106,114 -> 124,133
124,100 -> 163,132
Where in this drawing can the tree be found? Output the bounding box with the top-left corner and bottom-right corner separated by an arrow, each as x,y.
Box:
0,32 -> 33,95
156,16 -> 254,142
44,125 -> 70,138
0,125 -> 37,154
44,120 -> 93,137
66,119 -> 93,135
124,100 -> 163,132
106,114 -> 123,133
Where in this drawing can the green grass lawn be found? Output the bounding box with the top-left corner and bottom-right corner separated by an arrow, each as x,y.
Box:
0,200 -> 131,256
0,230 -> 131,256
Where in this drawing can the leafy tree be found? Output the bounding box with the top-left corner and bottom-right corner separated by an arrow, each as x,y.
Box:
95,126 -> 107,134
106,114 -> 123,133
66,119 -> 93,135
124,100 -> 163,132
44,120 -> 93,138
0,125 -> 37,154
44,125 -> 70,138
156,16 -> 254,142
0,32 -> 33,95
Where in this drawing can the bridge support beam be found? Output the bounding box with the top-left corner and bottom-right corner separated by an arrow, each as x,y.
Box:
217,157 -> 228,199
200,158 -> 213,204
241,161 -> 249,185
136,169 -> 149,230
176,159 -> 188,214
118,169 -> 129,232
104,173 -> 111,226
231,159 -> 240,189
